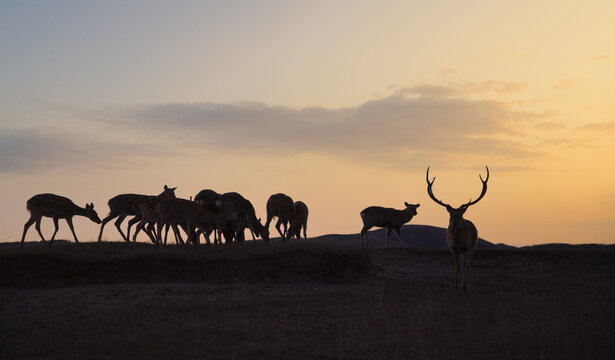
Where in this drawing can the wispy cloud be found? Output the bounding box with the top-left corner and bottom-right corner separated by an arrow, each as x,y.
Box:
577,122 -> 615,134
394,81 -> 528,98
114,90 -> 542,169
0,128 -> 170,173
534,122 -> 565,130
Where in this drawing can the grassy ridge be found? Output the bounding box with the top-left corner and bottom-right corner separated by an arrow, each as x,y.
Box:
0,242 -> 371,287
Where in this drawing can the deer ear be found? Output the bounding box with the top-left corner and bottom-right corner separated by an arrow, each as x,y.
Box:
171,187 -> 177,191
404,202 -> 410,207
415,203 -> 420,207
164,185 -> 169,190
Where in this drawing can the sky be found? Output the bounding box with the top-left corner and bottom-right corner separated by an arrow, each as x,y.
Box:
1,0 -> 614,246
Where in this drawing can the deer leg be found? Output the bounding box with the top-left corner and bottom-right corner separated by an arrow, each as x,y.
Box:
98,213 -> 116,242
172,224 -> 184,245
203,226 -> 212,245
132,218 -> 146,242
394,227 -> 403,244
275,219 -> 285,240
144,222 -> 158,245
250,229 -> 256,241
459,254 -> 468,292
164,223 -> 172,245
50,218 -> 60,243
34,218 -> 46,243
156,221 -> 165,246
386,227 -> 393,248
114,214 -> 129,242
303,222 -> 307,240
455,254 -> 462,290
65,217 -> 79,244
187,224 -> 198,245
126,215 -> 141,244
360,224 -> 372,248
21,216 -> 37,247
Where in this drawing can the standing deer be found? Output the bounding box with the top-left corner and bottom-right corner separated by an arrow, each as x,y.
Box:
360,202 -> 420,248
156,198 -> 219,246
21,193 -> 102,247
97,185 -> 176,242
426,166 -> 489,292
194,189 -> 221,244
216,192 -> 269,243
132,195 -> 170,245
265,193 -> 299,241
289,201 -> 309,240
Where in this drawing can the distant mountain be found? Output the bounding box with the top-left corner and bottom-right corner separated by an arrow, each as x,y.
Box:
520,243 -> 615,250
311,224 -> 515,250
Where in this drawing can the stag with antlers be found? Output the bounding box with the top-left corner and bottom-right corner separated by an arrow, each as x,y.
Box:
426,166 -> 489,292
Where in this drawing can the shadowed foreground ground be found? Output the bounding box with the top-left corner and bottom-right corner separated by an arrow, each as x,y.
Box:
1,242 -> 614,359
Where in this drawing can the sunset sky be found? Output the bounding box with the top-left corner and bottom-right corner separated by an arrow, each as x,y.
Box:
2,1 -> 613,246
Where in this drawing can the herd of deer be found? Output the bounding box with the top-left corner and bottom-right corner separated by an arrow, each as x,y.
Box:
19,166 -> 489,291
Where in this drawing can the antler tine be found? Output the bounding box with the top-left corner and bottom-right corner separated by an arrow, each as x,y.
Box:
464,166 -> 489,208
426,166 -> 450,208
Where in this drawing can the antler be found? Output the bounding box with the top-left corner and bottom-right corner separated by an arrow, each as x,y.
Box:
463,166 -> 489,208
426,166 -> 450,208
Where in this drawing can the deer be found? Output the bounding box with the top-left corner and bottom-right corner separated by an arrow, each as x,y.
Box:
194,189 -> 222,244
216,192 -> 269,243
20,193 -> 102,247
156,198 -> 220,246
288,201 -> 309,240
131,195 -> 171,245
426,166 -> 489,292
265,193 -> 299,241
97,185 -> 176,243
360,202 -> 420,248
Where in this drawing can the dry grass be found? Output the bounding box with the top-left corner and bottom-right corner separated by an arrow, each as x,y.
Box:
1,242 -> 613,359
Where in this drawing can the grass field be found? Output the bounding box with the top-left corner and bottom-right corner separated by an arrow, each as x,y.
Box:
1,241 -> 613,359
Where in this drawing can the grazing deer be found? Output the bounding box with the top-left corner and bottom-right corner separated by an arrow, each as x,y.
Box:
21,193 -> 102,247
265,193 -> 299,241
132,195 -> 169,245
289,201 -> 309,240
156,198 -> 220,245
194,189 -> 222,244
97,185 -> 176,242
426,166 -> 489,292
360,202 -> 420,248
216,192 -> 269,243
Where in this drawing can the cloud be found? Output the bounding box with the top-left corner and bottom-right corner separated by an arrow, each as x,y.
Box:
120,91 -> 541,169
0,128 -> 169,173
394,81 -> 527,98
577,122 -> 615,134
534,122 -> 565,130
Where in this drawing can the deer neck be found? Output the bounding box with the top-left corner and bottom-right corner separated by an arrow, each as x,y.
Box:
400,209 -> 414,223
73,205 -> 89,217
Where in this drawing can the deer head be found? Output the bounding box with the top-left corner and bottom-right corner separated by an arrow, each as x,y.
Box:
162,185 -> 178,198
255,218 -> 270,241
404,202 -> 420,215
85,203 -> 102,224
426,166 -> 489,227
